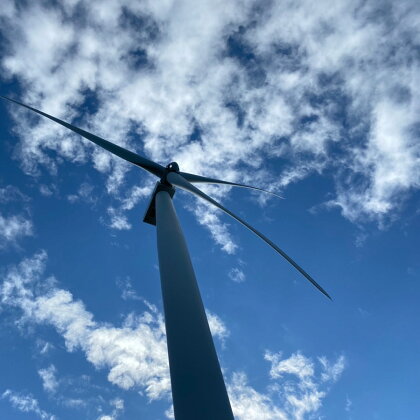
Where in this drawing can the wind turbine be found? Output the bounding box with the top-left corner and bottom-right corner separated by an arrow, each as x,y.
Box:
1,95 -> 331,420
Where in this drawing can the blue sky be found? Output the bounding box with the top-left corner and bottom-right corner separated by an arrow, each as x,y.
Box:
0,0 -> 419,419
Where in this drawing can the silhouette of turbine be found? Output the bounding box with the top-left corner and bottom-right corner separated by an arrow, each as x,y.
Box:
1,95 -> 331,420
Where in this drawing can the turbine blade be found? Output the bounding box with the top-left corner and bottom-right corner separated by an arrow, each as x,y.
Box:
180,171 -> 283,199
167,172 -> 331,300
0,95 -> 165,178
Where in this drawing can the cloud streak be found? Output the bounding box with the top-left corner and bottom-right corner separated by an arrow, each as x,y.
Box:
38,365 -> 59,394
0,212 -> 33,248
0,185 -> 33,248
1,390 -> 57,420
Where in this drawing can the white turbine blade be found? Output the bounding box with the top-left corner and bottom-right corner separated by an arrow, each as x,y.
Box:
1,95 -> 165,178
180,171 -> 283,199
167,171 -> 331,300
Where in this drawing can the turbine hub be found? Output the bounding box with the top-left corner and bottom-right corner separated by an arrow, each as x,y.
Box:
161,161 -> 180,186
166,162 -> 179,172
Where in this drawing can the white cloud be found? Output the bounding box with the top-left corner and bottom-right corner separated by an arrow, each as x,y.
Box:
116,277 -> 159,314
228,267 -> 246,283
116,276 -> 143,301
319,355 -> 346,383
33,289 -> 96,352
194,201 -> 237,254
0,212 -> 33,247
36,339 -> 55,355
266,352 -> 315,381
228,352 -> 345,420
345,395 -> 352,412
85,321 -> 169,397
0,185 -> 29,202
228,372 -> 288,420
206,309 -> 230,343
120,184 -> 153,211
39,184 -> 55,197
263,351 -> 346,420
67,182 -> 96,204
1,390 -> 57,420
331,97 -> 420,222
61,397 -> 86,408
0,185 -> 33,248
0,250 -> 47,308
111,398 -> 124,411
97,397 -> 124,420
106,207 -> 132,230
38,365 -> 59,394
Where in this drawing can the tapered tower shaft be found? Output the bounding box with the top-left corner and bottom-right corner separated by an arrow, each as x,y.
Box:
155,190 -> 234,420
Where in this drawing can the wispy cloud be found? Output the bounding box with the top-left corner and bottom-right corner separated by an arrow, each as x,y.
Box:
106,207 -> 132,230
67,182 -> 96,204
206,309 -> 230,344
228,349 -> 346,420
1,389 -> 57,420
194,201 -> 238,254
228,372 -> 288,420
228,267 -> 246,283
0,185 -> 33,248
116,276 -> 143,302
0,213 -> 33,248
0,185 -> 29,203
345,394 -> 352,412
97,397 -> 124,420
38,365 -> 59,394
263,351 -> 346,420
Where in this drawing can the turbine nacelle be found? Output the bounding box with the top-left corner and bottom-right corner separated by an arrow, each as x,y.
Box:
166,161 -> 180,172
